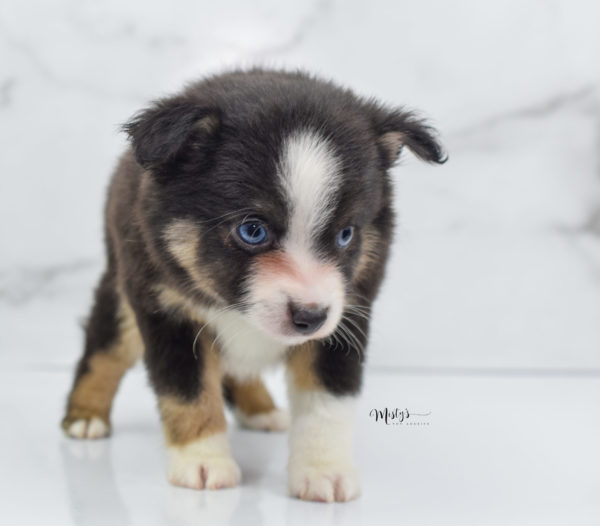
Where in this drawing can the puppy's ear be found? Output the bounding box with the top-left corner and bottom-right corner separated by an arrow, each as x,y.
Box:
123,98 -> 219,169
372,107 -> 447,168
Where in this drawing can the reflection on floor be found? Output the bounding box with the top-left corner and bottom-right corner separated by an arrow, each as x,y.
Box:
1,366 -> 598,525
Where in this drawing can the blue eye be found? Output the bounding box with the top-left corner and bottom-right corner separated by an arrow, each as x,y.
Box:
336,226 -> 354,248
237,221 -> 268,246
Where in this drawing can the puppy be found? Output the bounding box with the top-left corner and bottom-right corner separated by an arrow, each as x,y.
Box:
62,68 -> 445,502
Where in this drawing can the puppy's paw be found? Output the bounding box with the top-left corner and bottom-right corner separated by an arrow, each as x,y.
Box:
62,415 -> 110,439
235,408 -> 289,432
169,456 -> 241,490
288,462 -> 361,503
167,433 -> 241,490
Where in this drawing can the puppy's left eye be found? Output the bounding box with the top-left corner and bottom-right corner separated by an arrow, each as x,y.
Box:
237,221 -> 269,246
336,226 -> 354,248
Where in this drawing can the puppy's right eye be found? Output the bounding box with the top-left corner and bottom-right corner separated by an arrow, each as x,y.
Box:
236,221 -> 269,246
336,226 -> 354,248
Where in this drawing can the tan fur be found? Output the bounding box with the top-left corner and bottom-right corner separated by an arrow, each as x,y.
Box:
223,375 -> 276,416
194,114 -> 219,133
378,131 -> 405,165
63,353 -> 130,426
353,225 -> 381,284
159,341 -> 227,446
63,298 -> 143,429
286,342 -> 321,391
162,219 -> 223,302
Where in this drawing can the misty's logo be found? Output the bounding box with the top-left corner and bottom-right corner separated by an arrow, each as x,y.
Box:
369,407 -> 431,426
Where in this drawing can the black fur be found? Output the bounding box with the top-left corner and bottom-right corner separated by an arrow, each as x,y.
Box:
70,67 -> 445,406
71,268 -> 120,384
371,107 -> 448,166
123,99 -> 220,170
135,309 -> 205,401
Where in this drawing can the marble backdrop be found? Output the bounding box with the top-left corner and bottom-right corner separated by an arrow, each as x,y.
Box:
1,0 -> 599,370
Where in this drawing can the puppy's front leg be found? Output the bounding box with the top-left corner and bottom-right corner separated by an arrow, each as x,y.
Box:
137,309 -> 240,490
286,343 -> 362,503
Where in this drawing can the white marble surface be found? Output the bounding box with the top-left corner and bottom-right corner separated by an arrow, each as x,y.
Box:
1,1 -> 599,524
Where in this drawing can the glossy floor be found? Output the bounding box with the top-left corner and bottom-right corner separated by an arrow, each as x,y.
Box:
1,366 -> 597,525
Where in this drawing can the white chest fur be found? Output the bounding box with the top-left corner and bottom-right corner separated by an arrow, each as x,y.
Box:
207,309 -> 288,380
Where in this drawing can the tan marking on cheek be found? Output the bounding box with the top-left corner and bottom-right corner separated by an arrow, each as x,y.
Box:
222,375 -> 276,416
159,340 -> 227,446
63,296 -> 143,429
163,220 -> 221,301
353,226 -> 381,284
287,342 -> 321,391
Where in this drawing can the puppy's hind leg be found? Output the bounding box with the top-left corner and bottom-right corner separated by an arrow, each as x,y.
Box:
222,375 -> 289,432
62,271 -> 143,439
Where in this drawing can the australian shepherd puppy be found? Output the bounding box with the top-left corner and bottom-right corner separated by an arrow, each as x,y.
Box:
62,68 -> 445,502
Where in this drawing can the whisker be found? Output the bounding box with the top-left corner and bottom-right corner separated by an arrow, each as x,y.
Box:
326,331 -> 342,352
346,292 -> 373,305
341,314 -> 368,342
212,324 -> 247,355
335,322 -> 355,358
191,300 -> 251,359
345,306 -> 371,314
343,308 -> 371,322
331,331 -> 342,352
337,319 -> 364,360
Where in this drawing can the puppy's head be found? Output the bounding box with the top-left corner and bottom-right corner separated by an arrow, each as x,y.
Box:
125,70 -> 446,345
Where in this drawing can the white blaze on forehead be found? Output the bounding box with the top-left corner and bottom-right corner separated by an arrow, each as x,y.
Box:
279,130 -> 341,250
241,130 -> 346,346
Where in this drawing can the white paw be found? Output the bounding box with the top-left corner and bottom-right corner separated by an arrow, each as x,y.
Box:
65,417 -> 110,439
169,456 -> 241,490
288,462 -> 361,503
235,408 -> 289,432
167,433 -> 241,490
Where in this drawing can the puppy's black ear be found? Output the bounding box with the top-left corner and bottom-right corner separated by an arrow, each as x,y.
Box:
372,107 -> 447,168
123,98 -> 219,169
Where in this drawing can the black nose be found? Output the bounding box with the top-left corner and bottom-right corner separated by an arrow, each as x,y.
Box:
289,304 -> 328,335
